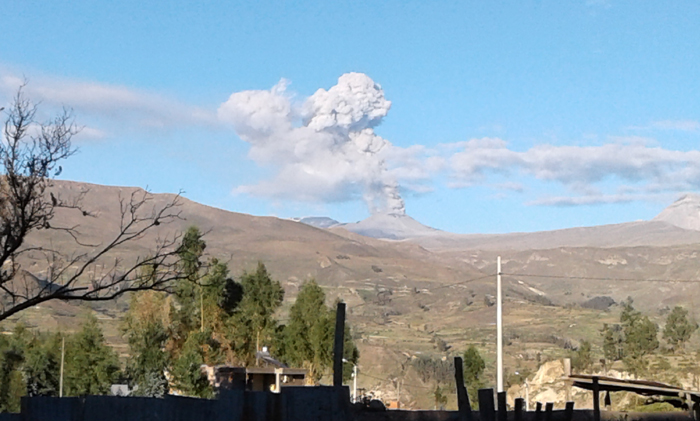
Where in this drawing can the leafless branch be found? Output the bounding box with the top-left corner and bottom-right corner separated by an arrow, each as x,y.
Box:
0,84 -> 187,321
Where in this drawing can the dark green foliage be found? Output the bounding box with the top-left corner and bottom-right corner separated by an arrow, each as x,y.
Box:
601,324 -> 624,361
23,333 -> 62,397
463,345 -> 485,406
624,315 -> 659,358
571,340 -> 593,373
462,346 -> 485,384
0,325 -> 30,412
282,281 -> 329,381
214,266 -> 244,317
202,258 -> 242,317
412,355 -> 455,385
231,262 -> 284,364
171,330 -> 213,398
0,326 -> 65,412
280,283 -> 359,383
125,321 -> 169,397
174,226 -> 206,332
663,306 -> 697,353
600,299 -> 659,377
179,226 -> 206,281
64,314 -> 121,396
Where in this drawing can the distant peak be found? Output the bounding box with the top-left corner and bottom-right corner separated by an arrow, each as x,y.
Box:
292,216 -> 340,229
672,193 -> 700,204
653,193 -> 700,231
342,212 -> 440,240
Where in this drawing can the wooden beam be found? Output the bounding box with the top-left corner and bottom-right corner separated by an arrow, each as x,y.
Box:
514,398 -> 524,421
333,302 -> 346,388
592,376 -> 601,421
564,401 -> 575,421
479,389 -> 496,421
454,357 -> 473,421
497,392 -> 507,421
544,402 -> 553,421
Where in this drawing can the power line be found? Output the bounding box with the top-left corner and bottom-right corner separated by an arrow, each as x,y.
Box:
502,272 -> 700,284
349,273 -> 495,311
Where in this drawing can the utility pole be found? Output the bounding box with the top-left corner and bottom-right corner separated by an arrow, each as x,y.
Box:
353,364 -> 358,404
497,256 -> 503,392
200,286 -> 204,332
524,380 -> 529,411
59,336 -> 65,397
343,358 -> 358,403
397,379 -> 401,409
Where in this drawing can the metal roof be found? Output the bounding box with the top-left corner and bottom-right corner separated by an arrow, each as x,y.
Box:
568,374 -> 697,399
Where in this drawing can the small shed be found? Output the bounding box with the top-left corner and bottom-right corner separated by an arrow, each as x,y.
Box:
207,365 -> 307,393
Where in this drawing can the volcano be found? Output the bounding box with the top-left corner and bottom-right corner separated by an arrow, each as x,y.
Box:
339,213 -> 441,240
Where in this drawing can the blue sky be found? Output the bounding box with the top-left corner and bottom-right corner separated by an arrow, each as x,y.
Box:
2,0 -> 699,234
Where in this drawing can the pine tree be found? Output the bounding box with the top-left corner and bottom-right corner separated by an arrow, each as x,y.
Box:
463,345 -> 485,404
122,281 -> 171,396
617,300 -> 659,378
230,262 -> 284,364
64,314 -> 121,396
601,323 -> 624,361
174,226 -> 207,335
571,340 -> 593,373
0,324 -> 30,412
23,333 -> 62,397
282,281 -> 330,381
663,306 -> 697,353
170,331 -> 214,398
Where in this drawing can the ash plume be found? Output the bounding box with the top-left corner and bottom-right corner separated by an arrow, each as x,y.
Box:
218,73 -> 405,215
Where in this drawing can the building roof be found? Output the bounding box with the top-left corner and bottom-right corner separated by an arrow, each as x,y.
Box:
568,374 -> 698,400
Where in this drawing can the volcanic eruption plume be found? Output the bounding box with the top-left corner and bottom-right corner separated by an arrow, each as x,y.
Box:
218,73 -> 406,215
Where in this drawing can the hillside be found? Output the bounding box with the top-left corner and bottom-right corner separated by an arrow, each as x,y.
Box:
7,180 -> 700,409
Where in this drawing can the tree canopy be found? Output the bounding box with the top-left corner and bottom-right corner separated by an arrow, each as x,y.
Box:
663,306 -> 697,353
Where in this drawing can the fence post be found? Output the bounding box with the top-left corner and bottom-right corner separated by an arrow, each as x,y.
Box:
479,389 -> 496,421
454,357 -> 473,421
497,391 -> 507,421
534,402 -> 542,421
544,402 -> 553,421
592,377 -> 600,421
564,401 -> 575,421
514,398 -> 524,421
333,302 -> 346,388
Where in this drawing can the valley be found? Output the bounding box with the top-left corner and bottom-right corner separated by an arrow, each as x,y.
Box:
5,180 -> 700,409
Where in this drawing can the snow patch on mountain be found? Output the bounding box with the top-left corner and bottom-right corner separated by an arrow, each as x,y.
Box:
292,216 -> 341,229
653,194 -> 700,231
340,213 -> 441,240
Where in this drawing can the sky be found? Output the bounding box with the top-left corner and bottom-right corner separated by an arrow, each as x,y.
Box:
1,0 -> 699,234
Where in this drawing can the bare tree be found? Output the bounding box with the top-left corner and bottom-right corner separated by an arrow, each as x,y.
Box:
0,85 -> 186,321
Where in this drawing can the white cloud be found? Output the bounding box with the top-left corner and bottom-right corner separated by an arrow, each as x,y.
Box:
526,193 -> 674,207
0,72 -> 217,131
448,138 -> 700,185
445,138 -> 700,206
651,120 -> 700,132
219,73 -> 406,215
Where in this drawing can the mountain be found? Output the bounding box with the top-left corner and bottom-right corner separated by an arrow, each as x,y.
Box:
13,181 -> 700,409
332,200 -> 700,250
291,216 -> 340,229
22,180 -> 486,293
409,220 -> 700,251
340,212 -> 441,240
652,194 -> 700,231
